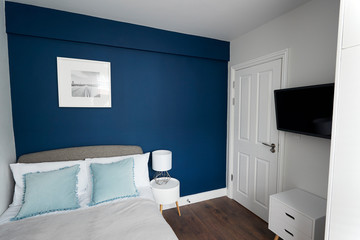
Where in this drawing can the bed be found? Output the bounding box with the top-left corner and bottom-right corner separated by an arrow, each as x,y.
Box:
0,145 -> 178,240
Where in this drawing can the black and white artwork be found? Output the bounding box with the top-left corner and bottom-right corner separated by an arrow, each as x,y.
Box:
71,70 -> 101,98
57,57 -> 111,108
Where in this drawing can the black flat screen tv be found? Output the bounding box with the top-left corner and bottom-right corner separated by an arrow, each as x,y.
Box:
274,83 -> 334,139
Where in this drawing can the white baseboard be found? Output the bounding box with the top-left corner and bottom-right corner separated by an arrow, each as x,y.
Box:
162,188 -> 227,210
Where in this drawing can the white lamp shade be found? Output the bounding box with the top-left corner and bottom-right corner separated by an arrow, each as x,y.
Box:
152,150 -> 172,171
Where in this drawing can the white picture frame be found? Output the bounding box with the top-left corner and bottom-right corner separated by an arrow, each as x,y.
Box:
57,57 -> 111,108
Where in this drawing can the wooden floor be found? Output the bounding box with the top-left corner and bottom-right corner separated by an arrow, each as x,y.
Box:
163,197 -> 275,240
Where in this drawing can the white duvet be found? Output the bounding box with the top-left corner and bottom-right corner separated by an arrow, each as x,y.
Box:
0,186 -> 155,225
0,197 -> 178,240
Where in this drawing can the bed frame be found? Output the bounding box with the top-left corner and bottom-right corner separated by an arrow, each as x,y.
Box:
1,146 -> 179,240
18,145 -> 143,163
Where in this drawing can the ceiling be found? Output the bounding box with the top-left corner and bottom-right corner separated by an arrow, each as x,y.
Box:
8,0 -> 312,41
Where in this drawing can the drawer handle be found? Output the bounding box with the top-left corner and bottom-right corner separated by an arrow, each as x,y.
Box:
285,212 -> 295,220
284,229 -> 294,237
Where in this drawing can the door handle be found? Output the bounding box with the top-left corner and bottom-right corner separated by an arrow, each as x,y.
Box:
262,142 -> 276,153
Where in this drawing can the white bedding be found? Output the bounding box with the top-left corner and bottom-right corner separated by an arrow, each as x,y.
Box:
0,186 -> 155,225
0,196 -> 178,240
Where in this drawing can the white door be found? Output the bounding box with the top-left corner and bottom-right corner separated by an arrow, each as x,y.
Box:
232,59 -> 281,222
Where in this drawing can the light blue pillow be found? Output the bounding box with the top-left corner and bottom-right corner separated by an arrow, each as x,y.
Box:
12,165 -> 80,221
90,157 -> 138,205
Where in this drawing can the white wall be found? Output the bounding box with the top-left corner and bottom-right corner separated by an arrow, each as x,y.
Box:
229,0 -> 339,198
0,0 -> 16,214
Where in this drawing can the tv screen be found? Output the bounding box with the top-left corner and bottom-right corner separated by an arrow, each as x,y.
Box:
274,83 -> 334,139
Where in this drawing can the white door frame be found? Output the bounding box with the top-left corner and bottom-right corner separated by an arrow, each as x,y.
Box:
227,49 -> 289,199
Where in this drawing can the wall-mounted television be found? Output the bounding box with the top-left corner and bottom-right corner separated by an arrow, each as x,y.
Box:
274,83 -> 334,139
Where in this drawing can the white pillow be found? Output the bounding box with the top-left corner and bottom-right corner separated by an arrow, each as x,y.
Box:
10,160 -> 88,207
85,153 -> 150,201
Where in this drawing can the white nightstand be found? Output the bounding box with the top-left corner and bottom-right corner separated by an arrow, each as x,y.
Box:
269,189 -> 326,240
150,178 -> 181,216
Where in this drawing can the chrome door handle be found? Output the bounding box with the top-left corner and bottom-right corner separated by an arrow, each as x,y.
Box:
262,142 -> 276,153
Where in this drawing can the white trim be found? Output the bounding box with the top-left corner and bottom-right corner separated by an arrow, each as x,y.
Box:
231,49 -> 289,72
162,188 -> 227,210
324,1 -> 345,239
226,66 -> 236,198
226,49 -> 289,199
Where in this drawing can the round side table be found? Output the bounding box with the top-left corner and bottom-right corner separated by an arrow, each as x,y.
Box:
150,178 -> 181,216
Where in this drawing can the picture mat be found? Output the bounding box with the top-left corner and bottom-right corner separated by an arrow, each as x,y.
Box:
57,57 -> 111,107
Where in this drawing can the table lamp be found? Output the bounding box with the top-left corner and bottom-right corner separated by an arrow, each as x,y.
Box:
152,150 -> 172,185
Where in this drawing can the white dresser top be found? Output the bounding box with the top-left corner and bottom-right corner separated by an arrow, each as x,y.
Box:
271,189 -> 327,219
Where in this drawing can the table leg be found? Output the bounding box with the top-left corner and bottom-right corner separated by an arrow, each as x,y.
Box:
176,201 -> 181,216
274,235 -> 279,240
160,204 -> 163,214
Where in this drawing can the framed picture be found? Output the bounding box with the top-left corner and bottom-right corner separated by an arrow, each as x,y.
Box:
57,57 -> 111,108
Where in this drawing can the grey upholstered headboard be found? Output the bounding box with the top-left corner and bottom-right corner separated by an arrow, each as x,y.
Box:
18,145 -> 143,163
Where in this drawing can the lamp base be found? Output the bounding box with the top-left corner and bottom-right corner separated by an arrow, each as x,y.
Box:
154,171 -> 171,185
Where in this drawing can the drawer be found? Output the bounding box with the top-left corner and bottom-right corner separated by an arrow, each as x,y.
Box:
269,218 -> 312,240
270,198 -> 313,238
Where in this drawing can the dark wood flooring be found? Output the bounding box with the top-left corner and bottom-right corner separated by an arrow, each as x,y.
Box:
163,197 -> 275,240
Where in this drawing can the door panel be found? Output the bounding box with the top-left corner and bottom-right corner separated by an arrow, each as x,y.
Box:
239,76 -> 251,141
233,59 -> 281,222
255,157 -> 269,208
257,71 -> 273,143
237,152 -> 250,196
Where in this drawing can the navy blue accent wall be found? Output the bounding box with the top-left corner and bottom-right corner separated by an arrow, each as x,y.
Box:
6,2 -> 229,61
6,2 -> 229,196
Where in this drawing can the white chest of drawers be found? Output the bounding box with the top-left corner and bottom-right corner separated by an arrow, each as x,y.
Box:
269,189 -> 326,240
